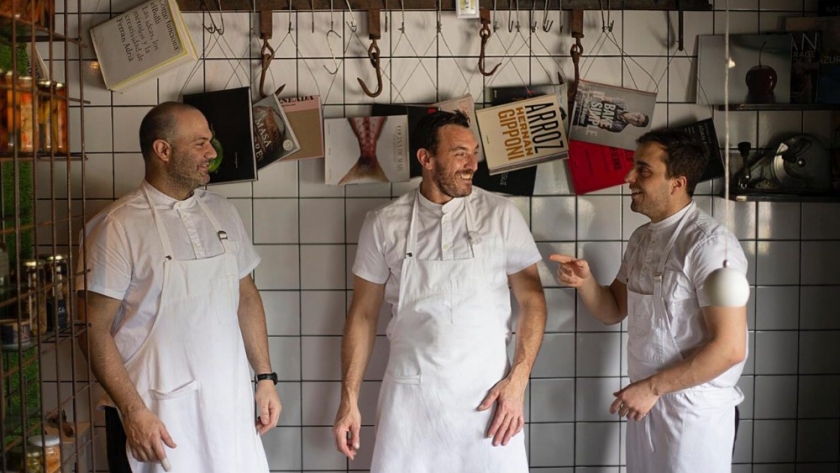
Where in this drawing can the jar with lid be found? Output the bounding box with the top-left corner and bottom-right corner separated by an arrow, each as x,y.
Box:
21,259 -> 47,335
16,76 -> 37,153
36,80 -> 52,153
42,255 -> 68,332
28,435 -> 60,473
52,82 -> 68,154
24,449 -> 43,473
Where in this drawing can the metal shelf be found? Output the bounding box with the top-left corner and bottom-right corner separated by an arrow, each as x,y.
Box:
716,103 -> 840,112
178,0 -> 713,11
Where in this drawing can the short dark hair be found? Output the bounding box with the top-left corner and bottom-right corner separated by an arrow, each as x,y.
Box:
139,102 -> 197,161
638,114 -> 650,127
637,129 -> 708,196
411,110 -> 471,156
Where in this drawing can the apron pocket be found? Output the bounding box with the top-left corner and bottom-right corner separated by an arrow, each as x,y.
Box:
385,370 -> 421,385
149,380 -> 200,400
210,275 -> 239,325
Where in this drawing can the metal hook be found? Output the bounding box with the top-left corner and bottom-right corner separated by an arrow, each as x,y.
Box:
288,0 -> 294,34
436,0 -> 442,33
201,0 -> 225,35
384,0 -> 388,33
529,0 -> 537,33
399,0 -> 406,32
259,39 -> 285,97
492,0 -> 498,31
358,10 -> 383,98
514,0 -> 520,32
599,0 -> 613,32
541,0 -> 553,32
345,0 -> 358,32
507,0 -> 513,32
311,0 -> 315,33
324,27 -> 342,74
478,8 -> 500,76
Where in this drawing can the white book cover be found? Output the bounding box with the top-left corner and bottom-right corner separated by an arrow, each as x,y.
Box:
90,0 -> 197,92
325,116 -> 410,185
568,80 -> 657,151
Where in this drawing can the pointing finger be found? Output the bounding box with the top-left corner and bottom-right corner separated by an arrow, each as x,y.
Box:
549,254 -> 575,264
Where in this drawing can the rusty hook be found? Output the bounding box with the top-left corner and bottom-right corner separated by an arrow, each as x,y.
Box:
478,9 -> 499,77
358,39 -> 383,97
358,9 -> 383,98
258,10 -> 285,98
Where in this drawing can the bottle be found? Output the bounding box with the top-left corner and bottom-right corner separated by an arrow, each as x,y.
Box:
21,259 -> 47,335
16,76 -> 36,153
42,255 -> 68,332
28,435 -> 60,473
36,80 -> 52,153
52,82 -> 68,154
24,449 -> 43,473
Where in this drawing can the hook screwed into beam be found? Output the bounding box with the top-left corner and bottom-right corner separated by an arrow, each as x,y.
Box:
478,8 -> 500,76
358,9 -> 383,97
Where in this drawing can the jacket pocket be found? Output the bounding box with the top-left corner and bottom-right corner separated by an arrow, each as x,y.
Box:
149,379 -> 200,400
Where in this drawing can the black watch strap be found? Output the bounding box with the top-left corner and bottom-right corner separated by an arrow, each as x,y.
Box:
255,372 -> 278,385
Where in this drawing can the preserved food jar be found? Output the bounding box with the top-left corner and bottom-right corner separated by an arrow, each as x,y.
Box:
16,76 -> 36,153
36,80 -> 52,153
53,82 -> 68,154
21,259 -> 47,335
42,254 -> 68,332
28,435 -> 60,473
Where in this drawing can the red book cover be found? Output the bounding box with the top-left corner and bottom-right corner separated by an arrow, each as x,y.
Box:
567,140 -> 634,194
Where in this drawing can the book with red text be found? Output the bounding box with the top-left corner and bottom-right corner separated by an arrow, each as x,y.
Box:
567,140 -> 634,194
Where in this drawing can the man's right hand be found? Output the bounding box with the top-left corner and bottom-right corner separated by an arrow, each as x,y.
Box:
122,406 -> 176,466
549,254 -> 592,288
332,401 -> 361,460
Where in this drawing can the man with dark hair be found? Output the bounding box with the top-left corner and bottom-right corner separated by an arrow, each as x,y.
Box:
332,110 -> 547,472
78,102 -> 280,473
551,129 -> 748,473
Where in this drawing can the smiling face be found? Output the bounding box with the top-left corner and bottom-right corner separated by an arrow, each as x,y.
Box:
419,125 -> 479,204
165,108 -> 217,193
625,141 -> 689,222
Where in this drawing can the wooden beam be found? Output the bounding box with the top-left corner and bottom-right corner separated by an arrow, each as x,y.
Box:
178,0 -> 711,12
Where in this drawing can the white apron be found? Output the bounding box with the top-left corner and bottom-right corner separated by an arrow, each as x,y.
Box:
370,191 -> 529,473
625,213 -> 743,473
117,188 -> 269,473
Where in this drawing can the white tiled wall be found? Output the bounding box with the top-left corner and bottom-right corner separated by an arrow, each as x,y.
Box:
44,0 -> 840,470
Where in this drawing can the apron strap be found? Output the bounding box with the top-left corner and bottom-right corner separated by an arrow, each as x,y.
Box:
142,185 -> 175,259
194,193 -> 231,252
653,208 -> 691,298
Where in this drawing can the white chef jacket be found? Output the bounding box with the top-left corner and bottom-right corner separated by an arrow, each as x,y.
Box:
353,187 -> 542,320
78,181 -> 260,364
617,201 -> 748,387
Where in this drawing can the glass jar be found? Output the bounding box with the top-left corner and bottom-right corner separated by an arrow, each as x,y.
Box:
0,318 -> 32,348
21,259 -> 47,335
42,255 -> 68,332
3,71 -> 15,152
16,76 -> 36,153
24,449 -> 43,473
36,80 -> 52,153
27,435 -> 60,473
52,82 -> 68,154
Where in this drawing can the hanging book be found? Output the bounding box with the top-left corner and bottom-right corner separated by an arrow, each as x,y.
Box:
476,93 -> 569,175
252,94 -> 300,170
324,116 -> 410,185
673,119 -> 725,182
697,34 -> 792,105
567,140 -> 635,195
489,82 -> 570,132
278,95 -> 325,161
786,17 -> 840,105
89,0 -> 198,92
371,103 -> 438,178
183,87 -> 258,185
569,80 -> 656,151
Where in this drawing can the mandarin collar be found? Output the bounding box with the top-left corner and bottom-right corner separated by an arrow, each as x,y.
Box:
417,190 -> 465,215
142,181 -> 198,210
648,201 -> 694,232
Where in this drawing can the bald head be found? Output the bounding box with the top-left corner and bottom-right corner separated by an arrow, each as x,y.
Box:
139,102 -> 201,162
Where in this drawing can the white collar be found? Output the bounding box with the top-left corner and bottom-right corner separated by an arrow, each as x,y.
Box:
417,190 -> 466,215
648,201 -> 694,232
142,181 -> 199,210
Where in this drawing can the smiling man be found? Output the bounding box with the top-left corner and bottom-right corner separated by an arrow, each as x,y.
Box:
550,129 -> 748,473
78,102 -> 280,473
333,110 -> 547,473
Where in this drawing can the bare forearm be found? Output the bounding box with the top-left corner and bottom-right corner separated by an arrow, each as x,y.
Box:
509,299 -> 546,386
340,314 -> 377,402
577,276 -> 623,325
88,327 -> 146,414
238,283 -> 272,374
648,340 -> 744,396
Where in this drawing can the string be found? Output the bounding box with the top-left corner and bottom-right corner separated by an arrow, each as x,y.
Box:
723,0 -> 730,261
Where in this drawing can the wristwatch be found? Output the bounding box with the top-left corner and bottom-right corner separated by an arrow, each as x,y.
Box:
255,372 -> 278,385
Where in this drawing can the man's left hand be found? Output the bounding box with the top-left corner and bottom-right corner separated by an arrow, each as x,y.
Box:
610,379 -> 659,421
478,377 -> 526,447
255,381 -> 282,435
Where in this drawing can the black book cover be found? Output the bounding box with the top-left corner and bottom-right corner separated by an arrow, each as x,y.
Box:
674,119 -> 724,182
371,103 -> 438,178
472,162 -> 537,196
183,87 -> 257,184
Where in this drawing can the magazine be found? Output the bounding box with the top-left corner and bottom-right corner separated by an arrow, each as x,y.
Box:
433,94 -> 483,162
371,103 -> 438,178
476,94 -> 569,175
324,116 -> 410,185
183,87 -> 258,185
569,80 -> 656,151
90,0 -> 197,92
252,94 -> 301,170
790,32 -> 821,104
489,82 -> 570,133
697,34 -> 792,105
786,17 -> 840,105
278,95 -> 324,161
567,140 -> 635,195
673,119 -> 725,182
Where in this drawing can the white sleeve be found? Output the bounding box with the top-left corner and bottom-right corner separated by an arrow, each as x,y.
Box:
227,204 -> 261,278
352,211 -> 390,284
503,204 -> 542,275
77,214 -> 132,301
689,233 -> 748,308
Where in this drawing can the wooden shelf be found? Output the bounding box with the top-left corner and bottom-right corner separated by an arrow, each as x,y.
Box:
0,16 -> 75,43
178,0 -> 713,11
716,103 -> 840,112
0,153 -> 86,163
